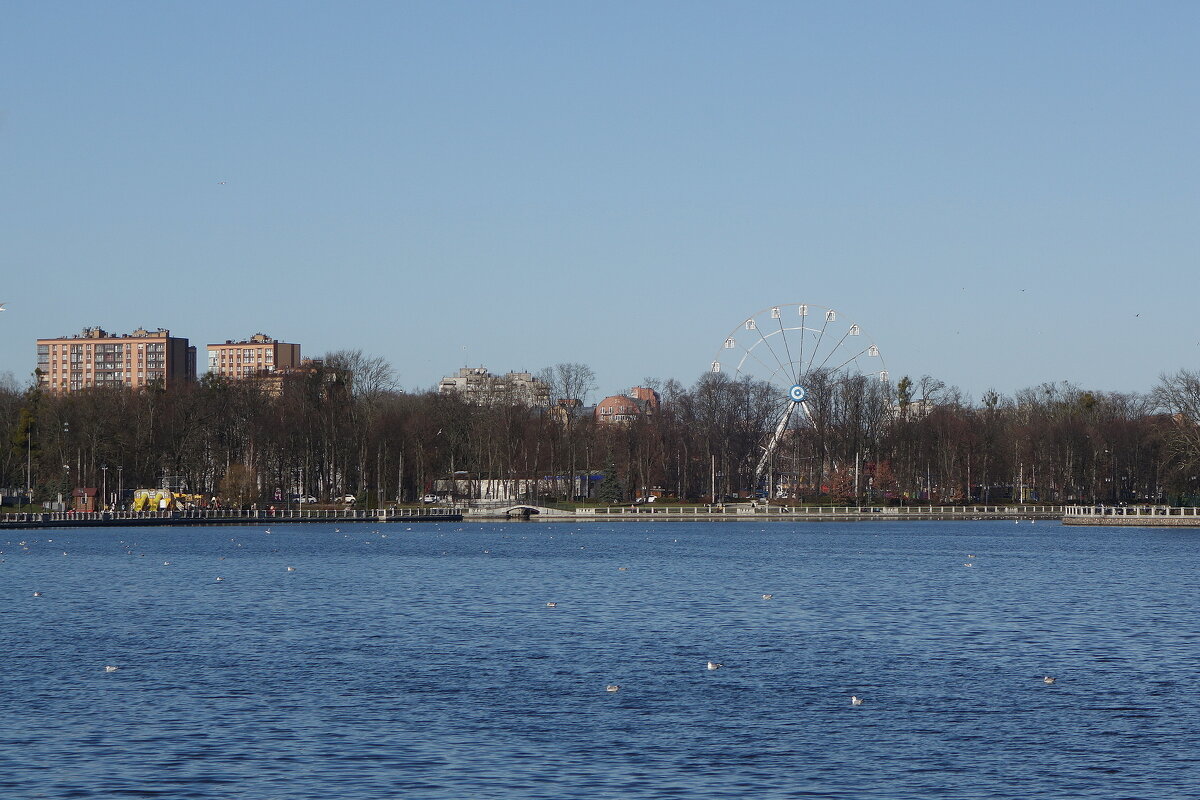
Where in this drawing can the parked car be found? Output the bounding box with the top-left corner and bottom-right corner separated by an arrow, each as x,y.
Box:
297,495 -> 317,504
339,494 -> 356,503
421,494 -> 440,503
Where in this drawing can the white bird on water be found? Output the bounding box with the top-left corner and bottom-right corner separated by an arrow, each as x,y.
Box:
762,594 -> 773,600
545,602 -> 557,608
1043,676 -> 1056,684
286,566 -> 296,572
706,661 -> 723,671
606,685 -> 620,692
0,303 -> 6,311
851,695 -> 864,706
104,665 -> 119,673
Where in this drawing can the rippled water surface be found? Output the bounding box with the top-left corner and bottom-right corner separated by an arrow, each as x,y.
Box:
2,520 -> 1198,799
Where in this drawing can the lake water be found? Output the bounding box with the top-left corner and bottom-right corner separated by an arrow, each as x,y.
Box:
1,520 -> 1197,799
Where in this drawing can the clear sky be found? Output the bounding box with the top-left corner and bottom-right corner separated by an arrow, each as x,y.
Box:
3,1 -> 1198,401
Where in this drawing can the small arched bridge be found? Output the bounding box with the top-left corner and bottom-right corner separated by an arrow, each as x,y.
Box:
501,504 -> 575,519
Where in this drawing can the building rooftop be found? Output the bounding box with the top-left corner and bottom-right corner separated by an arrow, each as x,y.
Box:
208,333 -> 292,346
43,326 -> 174,340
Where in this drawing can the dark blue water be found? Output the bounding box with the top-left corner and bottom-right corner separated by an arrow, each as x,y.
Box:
1,520 -> 1197,799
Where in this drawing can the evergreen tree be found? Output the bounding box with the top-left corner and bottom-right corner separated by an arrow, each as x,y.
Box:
597,460 -> 623,503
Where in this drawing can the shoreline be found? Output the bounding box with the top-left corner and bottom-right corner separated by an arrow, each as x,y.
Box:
2,504 -> 1067,529
10,504 -> 1197,529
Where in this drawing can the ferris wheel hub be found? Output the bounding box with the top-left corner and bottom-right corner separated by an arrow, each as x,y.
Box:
789,385 -> 806,402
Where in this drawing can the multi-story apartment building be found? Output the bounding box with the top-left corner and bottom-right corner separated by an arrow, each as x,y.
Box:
206,333 -> 301,380
438,366 -> 551,407
36,327 -> 196,393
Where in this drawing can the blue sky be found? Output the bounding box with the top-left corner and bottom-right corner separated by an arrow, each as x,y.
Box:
3,1 -> 1198,400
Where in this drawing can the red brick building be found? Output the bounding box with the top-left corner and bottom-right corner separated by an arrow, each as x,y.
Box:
595,386 -> 661,424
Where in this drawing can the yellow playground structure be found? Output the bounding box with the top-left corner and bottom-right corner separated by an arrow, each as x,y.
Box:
131,489 -> 206,512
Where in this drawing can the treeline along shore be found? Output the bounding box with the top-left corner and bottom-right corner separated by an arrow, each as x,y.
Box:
4,357 -> 1200,508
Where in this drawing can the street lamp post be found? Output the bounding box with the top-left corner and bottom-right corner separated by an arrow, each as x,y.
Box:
25,417 -> 33,508
63,464 -> 71,510
117,466 -> 123,510
101,465 -> 108,511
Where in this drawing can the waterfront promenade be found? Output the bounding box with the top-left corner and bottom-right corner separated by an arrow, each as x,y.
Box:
0,507 -> 463,530
1063,505 -> 1200,527
466,503 -> 1065,521
1,504 -> 1066,529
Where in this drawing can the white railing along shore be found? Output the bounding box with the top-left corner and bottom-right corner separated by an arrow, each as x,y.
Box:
1064,505 -> 1200,518
0,507 -> 465,525
576,504 -> 1063,517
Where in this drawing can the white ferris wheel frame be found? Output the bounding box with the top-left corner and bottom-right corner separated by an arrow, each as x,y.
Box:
710,303 -> 888,489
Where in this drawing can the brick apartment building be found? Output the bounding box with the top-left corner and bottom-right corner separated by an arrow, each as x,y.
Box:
595,386 -> 661,424
206,333 -> 301,380
36,327 -> 196,393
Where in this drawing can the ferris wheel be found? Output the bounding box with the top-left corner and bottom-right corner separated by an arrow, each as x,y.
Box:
710,303 -> 889,489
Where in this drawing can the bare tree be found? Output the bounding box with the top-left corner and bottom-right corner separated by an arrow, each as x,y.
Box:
537,363 -> 596,405
324,350 -> 396,399
1154,370 -> 1200,477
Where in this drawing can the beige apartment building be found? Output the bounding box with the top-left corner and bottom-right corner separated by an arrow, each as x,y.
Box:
439,366 -> 551,407
36,327 -> 197,393
207,333 -> 301,380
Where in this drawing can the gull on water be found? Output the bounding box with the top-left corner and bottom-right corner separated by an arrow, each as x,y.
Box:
762,594 -> 773,600
286,566 -> 296,572
851,695 -> 864,706
32,591 -> 42,597
605,685 -> 620,692
545,602 -> 557,608
1043,676 -> 1056,684
104,665 -> 120,673
215,577 -> 224,582
706,661 -> 723,671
